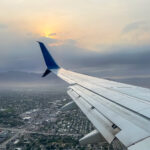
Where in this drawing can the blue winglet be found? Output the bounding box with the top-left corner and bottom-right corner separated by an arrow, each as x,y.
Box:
37,42 -> 59,70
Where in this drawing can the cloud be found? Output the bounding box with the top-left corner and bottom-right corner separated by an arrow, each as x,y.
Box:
0,29 -> 59,72
50,40 -> 150,69
48,33 -> 56,36
47,41 -> 150,80
122,21 -> 150,33
0,27 -> 150,80
0,23 -> 7,29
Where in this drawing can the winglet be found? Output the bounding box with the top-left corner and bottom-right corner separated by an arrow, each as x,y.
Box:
42,69 -> 51,77
37,41 -> 59,70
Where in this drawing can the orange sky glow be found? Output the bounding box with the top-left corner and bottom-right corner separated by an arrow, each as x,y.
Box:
0,0 -> 150,51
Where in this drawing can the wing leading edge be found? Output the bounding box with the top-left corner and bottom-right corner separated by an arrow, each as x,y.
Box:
38,42 -> 150,150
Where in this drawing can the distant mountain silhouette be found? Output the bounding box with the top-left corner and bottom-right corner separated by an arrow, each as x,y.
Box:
0,71 -> 150,89
0,71 -> 61,82
0,71 -> 67,89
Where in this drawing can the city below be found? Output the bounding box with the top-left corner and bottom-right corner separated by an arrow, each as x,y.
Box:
0,87 -> 113,150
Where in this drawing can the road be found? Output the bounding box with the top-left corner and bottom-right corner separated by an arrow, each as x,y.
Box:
0,127 -> 80,149
0,132 -> 20,150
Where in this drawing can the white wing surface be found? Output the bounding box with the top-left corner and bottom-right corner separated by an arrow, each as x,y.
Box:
38,42 -> 150,150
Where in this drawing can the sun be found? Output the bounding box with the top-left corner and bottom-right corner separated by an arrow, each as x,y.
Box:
41,30 -> 56,38
36,25 -> 57,39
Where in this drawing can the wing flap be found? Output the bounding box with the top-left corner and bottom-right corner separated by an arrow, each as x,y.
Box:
69,84 -> 150,147
67,88 -> 120,144
79,129 -> 106,145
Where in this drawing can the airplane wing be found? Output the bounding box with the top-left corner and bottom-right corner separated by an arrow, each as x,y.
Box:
38,42 -> 150,150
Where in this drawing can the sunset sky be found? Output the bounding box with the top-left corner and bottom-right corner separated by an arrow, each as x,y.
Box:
0,0 -> 150,77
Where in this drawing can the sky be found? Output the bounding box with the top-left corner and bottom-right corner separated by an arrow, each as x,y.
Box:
0,0 -> 150,79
